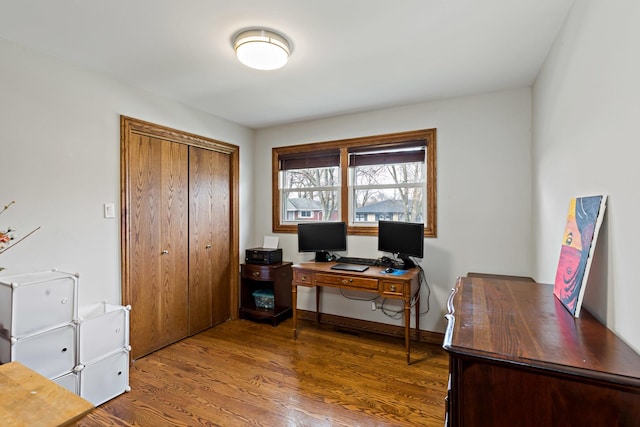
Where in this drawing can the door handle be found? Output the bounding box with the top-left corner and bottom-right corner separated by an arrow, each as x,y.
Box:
161,250 -> 169,255
205,244 -> 212,249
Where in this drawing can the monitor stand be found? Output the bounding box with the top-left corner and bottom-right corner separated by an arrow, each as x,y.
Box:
398,256 -> 416,270
314,251 -> 335,262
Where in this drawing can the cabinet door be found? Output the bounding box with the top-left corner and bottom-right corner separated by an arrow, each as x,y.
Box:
13,324 -> 77,379
189,147 -> 231,334
127,134 -> 189,359
80,349 -> 130,406
79,306 -> 128,364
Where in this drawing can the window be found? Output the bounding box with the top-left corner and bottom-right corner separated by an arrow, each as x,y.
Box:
272,129 -> 436,237
279,148 -> 341,223
350,142 -> 426,225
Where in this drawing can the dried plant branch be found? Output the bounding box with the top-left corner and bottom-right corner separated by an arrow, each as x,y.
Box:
0,226 -> 41,255
0,201 -> 16,216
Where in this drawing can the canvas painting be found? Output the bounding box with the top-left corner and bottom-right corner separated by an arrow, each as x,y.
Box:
554,195 -> 607,317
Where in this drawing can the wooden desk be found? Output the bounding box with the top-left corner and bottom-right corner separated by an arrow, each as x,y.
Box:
0,362 -> 93,426
443,276 -> 640,426
291,262 -> 420,364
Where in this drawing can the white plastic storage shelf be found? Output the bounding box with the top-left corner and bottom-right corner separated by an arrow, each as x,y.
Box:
78,302 -> 131,364
0,270 -> 78,339
78,348 -> 131,406
0,323 -> 77,378
77,301 -> 131,405
53,371 -> 79,394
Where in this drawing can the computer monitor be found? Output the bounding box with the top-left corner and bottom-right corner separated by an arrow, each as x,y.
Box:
297,222 -> 347,262
377,220 -> 424,269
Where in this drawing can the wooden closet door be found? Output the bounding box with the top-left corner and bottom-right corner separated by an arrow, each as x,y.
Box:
189,147 -> 231,333
127,134 -> 189,359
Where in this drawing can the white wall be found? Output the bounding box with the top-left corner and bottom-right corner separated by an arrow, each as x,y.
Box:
533,0 -> 640,352
255,88 -> 533,333
0,38 -> 255,307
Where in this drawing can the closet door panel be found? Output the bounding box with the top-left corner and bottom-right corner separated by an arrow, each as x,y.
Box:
188,147 -> 215,334
209,149 -> 231,326
128,134 -> 189,359
189,147 -> 231,333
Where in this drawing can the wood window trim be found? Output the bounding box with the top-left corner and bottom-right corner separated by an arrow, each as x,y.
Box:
272,128 -> 437,237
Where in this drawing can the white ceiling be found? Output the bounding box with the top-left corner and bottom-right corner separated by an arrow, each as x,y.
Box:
0,0 -> 574,129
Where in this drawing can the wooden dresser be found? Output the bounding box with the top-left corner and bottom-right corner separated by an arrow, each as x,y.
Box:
443,276 -> 640,426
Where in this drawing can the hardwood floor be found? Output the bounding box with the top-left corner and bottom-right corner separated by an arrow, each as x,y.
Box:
79,318 -> 448,427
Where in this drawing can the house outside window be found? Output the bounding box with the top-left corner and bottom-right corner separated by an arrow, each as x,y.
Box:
272,129 -> 437,237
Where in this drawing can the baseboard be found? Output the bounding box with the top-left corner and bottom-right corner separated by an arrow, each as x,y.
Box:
296,309 -> 444,346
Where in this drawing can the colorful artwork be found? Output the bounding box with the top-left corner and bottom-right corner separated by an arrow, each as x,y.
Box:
554,195 -> 607,317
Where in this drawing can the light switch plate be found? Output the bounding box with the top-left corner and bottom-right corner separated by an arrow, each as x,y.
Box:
104,203 -> 115,218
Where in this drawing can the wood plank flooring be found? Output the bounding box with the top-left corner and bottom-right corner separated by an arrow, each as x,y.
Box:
79,318 -> 448,427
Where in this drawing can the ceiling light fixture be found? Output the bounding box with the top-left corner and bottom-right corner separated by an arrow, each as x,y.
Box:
233,29 -> 290,71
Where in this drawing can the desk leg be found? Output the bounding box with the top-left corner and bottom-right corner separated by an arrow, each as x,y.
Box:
404,294 -> 411,365
316,286 -> 321,324
292,284 -> 298,339
416,288 -> 420,342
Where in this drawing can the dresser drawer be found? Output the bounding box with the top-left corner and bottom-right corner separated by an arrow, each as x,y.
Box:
381,280 -> 405,296
241,264 -> 275,281
315,273 -> 379,290
293,270 -> 314,286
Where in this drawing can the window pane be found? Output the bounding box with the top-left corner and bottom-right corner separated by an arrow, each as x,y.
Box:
284,191 -> 339,222
283,166 -> 340,189
353,188 -> 424,223
354,162 -> 424,186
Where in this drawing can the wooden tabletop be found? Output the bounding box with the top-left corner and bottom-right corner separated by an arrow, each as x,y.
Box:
444,276 -> 640,386
292,261 -> 420,279
0,362 -> 94,427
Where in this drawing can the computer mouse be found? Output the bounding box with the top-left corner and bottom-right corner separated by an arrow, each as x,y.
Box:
383,267 -> 394,273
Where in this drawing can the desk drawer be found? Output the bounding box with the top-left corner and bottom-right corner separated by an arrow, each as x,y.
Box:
293,270 -> 314,286
241,265 -> 274,281
315,273 -> 378,290
381,280 -> 404,296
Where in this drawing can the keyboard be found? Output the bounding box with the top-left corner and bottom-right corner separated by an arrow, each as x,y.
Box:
335,256 -> 378,266
331,263 -> 369,272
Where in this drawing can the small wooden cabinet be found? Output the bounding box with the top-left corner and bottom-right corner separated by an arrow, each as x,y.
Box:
240,262 -> 292,326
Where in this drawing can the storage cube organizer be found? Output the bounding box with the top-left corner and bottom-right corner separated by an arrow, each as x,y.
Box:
78,302 -> 131,364
53,371 -> 79,394
76,302 -> 131,405
0,270 -> 78,338
78,348 -> 130,406
1,323 -> 77,378
0,269 -> 131,406
252,289 -> 274,309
